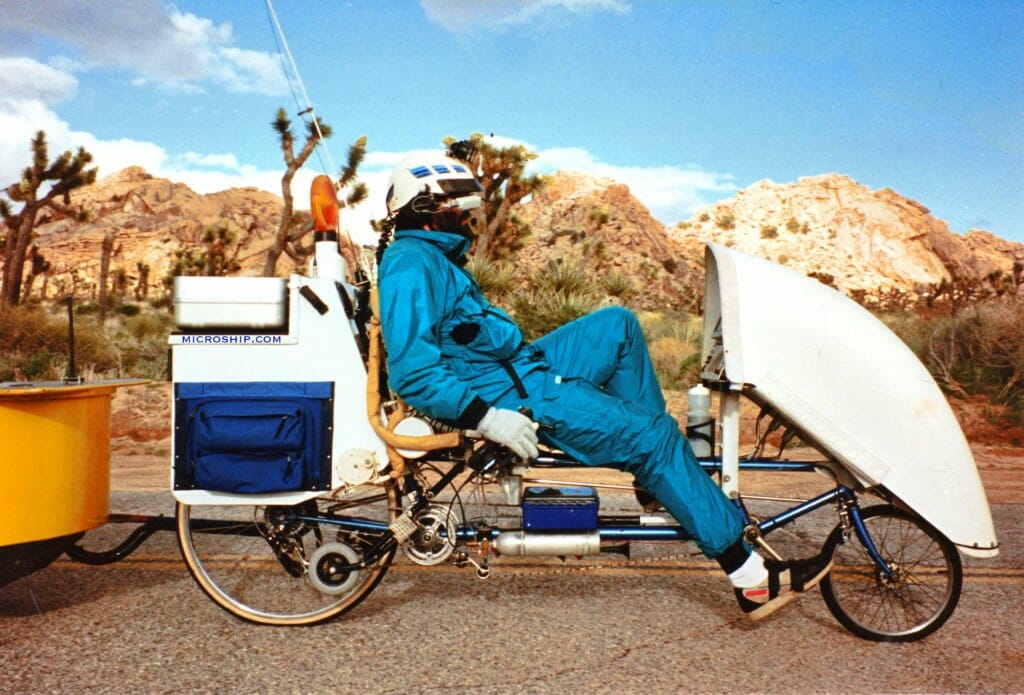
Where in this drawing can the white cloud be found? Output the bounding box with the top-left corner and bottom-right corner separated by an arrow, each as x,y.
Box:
533,146 -> 737,223
0,58 -> 78,104
215,47 -> 289,95
420,0 -> 629,32
0,100 -> 68,182
360,140 -> 736,228
0,96 -> 163,189
1,76 -> 727,247
179,152 -> 242,170
0,85 -> 285,208
0,1 -> 288,96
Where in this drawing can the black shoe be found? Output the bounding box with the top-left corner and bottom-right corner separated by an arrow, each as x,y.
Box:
734,551 -> 833,621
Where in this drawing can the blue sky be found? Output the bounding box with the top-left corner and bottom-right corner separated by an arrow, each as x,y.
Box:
1,0 -> 1021,244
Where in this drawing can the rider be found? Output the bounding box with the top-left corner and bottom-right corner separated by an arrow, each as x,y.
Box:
375,144 -> 832,621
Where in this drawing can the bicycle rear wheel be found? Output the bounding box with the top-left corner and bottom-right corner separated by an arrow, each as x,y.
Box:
820,505 -> 962,642
176,480 -> 398,626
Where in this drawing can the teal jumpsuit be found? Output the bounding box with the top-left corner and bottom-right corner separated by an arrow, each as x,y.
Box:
378,228 -> 745,557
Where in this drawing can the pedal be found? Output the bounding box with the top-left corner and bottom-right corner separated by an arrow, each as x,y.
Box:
744,524 -> 784,562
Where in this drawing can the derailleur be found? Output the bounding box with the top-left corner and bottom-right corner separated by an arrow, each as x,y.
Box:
261,504 -> 318,577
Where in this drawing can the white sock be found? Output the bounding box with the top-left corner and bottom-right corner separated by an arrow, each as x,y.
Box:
728,551 -> 769,588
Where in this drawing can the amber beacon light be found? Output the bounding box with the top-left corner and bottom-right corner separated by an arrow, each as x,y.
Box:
310,174 -> 340,232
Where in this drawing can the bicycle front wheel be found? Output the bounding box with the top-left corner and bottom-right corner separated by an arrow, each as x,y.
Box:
176,480 -> 399,626
820,505 -> 962,642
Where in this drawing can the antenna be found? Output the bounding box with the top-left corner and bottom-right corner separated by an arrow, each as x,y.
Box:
264,0 -> 337,176
63,296 -> 82,384
264,0 -> 372,280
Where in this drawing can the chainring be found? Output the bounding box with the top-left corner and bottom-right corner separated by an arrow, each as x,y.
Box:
403,504 -> 458,566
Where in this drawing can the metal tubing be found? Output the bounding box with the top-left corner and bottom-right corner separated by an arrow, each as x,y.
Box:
697,458 -> 821,473
598,526 -> 689,542
719,391 -> 741,498
293,514 -> 389,534
755,487 -> 846,535
848,503 -> 894,580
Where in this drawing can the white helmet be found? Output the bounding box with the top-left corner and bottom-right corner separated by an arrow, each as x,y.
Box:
385,153 -> 483,217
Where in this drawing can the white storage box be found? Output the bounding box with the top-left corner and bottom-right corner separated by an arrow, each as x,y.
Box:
174,276 -> 288,330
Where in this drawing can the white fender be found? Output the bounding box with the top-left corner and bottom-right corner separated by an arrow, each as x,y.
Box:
702,244 -> 998,558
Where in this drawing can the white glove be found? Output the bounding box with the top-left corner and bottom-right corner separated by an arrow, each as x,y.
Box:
476,407 -> 539,460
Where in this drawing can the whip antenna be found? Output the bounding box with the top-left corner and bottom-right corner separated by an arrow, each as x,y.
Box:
264,0 -> 336,175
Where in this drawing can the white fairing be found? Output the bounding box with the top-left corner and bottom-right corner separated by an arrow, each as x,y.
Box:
702,244 -> 998,558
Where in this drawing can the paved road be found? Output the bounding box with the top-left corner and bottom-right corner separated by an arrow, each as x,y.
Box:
1,492 -> 1021,694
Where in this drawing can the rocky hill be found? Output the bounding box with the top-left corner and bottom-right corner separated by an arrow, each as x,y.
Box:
27,166 -> 285,302
671,174 -> 1024,296
515,171 -> 705,310
19,166 -> 1024,308
518,170 -> 1023,308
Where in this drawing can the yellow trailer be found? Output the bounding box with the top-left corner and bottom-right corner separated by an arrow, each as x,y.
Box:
0,380 -> 142,586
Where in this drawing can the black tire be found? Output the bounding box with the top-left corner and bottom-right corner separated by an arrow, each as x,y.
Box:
176,480 -> 399,626
820,505 -> 962,642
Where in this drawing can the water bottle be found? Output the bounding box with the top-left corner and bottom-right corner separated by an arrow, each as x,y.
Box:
686,384 -> 714,458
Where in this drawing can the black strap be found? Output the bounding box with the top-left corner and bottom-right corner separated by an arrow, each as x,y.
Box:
498,359 -> 528,399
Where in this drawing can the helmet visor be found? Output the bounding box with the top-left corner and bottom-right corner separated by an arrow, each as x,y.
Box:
437,177 -> 483,196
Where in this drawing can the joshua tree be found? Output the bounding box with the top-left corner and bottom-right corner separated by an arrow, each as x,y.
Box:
1,131 -> 97,305
263,108 -> 370,277
444,133 -> 546,263
98,231 -> 114,323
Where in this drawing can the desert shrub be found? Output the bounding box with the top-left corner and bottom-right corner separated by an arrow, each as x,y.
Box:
647,335 -> 701,389
638,309 -> 702,343
108,332 -> 170,380
122,311 -> 173,341
0,304 -> 54,356
0,301 -> 163,381
511,289 -> 598,340
467,257 -> 518,300
786,217 -> 810,234
65,318 -> 118,374
148,295 -> 173,311
104,310 -> 173,379
932,302 -> 1024,415
502,260 -> 599,339
808,271 -> 836,288
886,300 -> 1024,421
0,304 -> 108,372
882,312 -> 932,358
602,270 -> 634,299
637,310 -> 703,389
21,348 -> 63,380
543,260 -> 592,295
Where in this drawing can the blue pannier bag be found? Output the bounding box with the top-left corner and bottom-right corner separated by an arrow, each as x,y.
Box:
174,382 -> 333,494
